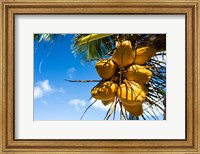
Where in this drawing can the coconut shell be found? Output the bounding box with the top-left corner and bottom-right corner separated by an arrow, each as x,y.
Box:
123,104 -> 143,116
128,81 -> 149,94
95,59 -> 117,80
124,65 -> 152,84
135,45 -> 157,65
101,99 -> 114,106
112,40 -> 134,68
142,84 -> 148,94
91,81 -> 118,101
117,81 -> 146,105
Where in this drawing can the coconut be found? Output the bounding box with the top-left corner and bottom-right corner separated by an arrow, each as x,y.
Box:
91,81 -> 118,101
142,84 -> 148,94
101,98 -> 114,106
135,45 -> 157,64
124,65 -> 152,84
112,40 -> 134,68
123,104 -> 143,116
117,81 -> 146,105
128,81 -> 149,94
95,59 -> 117,80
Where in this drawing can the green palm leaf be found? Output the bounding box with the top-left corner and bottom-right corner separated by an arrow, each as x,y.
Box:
72,34 -> 115,61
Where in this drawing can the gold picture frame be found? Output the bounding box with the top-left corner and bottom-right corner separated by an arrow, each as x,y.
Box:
0,0 -> 199,153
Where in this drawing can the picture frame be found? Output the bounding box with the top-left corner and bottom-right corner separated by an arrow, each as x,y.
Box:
0,0 -> 199,153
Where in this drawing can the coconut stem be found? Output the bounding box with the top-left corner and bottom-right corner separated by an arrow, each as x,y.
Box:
80,99 -> 97,120
133,40 -> 138,64
104,101 -> 115,120
119,102 -> 125,120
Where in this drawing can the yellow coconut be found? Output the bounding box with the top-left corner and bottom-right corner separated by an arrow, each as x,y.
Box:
112,40 -> 134,68
124,65 -> 152,84
95,59 -> 117,80
142,84 -> 148,94
91,81 -> 118,101
128,81 -> 149,94
123,104 -> 143,116
117,81 -> 146,105
135,45 -> 157,65
101,98 -> 114,106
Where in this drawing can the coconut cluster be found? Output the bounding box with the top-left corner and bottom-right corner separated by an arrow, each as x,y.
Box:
91,40 -> 157,116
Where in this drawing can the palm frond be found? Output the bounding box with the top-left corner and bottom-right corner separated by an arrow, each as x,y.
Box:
76,34 -> 113,45
34,34 -> 66,43
71,34 -> 115,61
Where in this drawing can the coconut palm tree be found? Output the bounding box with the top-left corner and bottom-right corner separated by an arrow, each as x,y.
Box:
34,34 -> 166,120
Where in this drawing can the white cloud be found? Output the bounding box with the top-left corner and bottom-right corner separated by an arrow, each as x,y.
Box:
57,88 -> 65,94
69,99 -> 86,111
34,79 -> 65,100
69,97 -> 122,115
34,86 -> 43,99
41,99 -> 48,105
90,98 -> 110,111
38,80 -> 52,92
67,67 -> 76,79
90,98 -> 121,112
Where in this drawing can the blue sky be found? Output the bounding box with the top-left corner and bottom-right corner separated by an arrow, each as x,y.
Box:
34,34 -> 122,120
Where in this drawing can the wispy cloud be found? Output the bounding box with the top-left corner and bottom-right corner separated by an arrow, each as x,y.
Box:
34,86 -> 44,99
67,67 -> 76,79
57,88 -> 65,94
38,43 -> 55,74
90,98 -> 121,112
41,99 -> 48,105
69,99 -> 86,111
90,98 -> 110,111
69,97 -> 122,113
34,79 -> 65,100
38,80 -> 52,92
